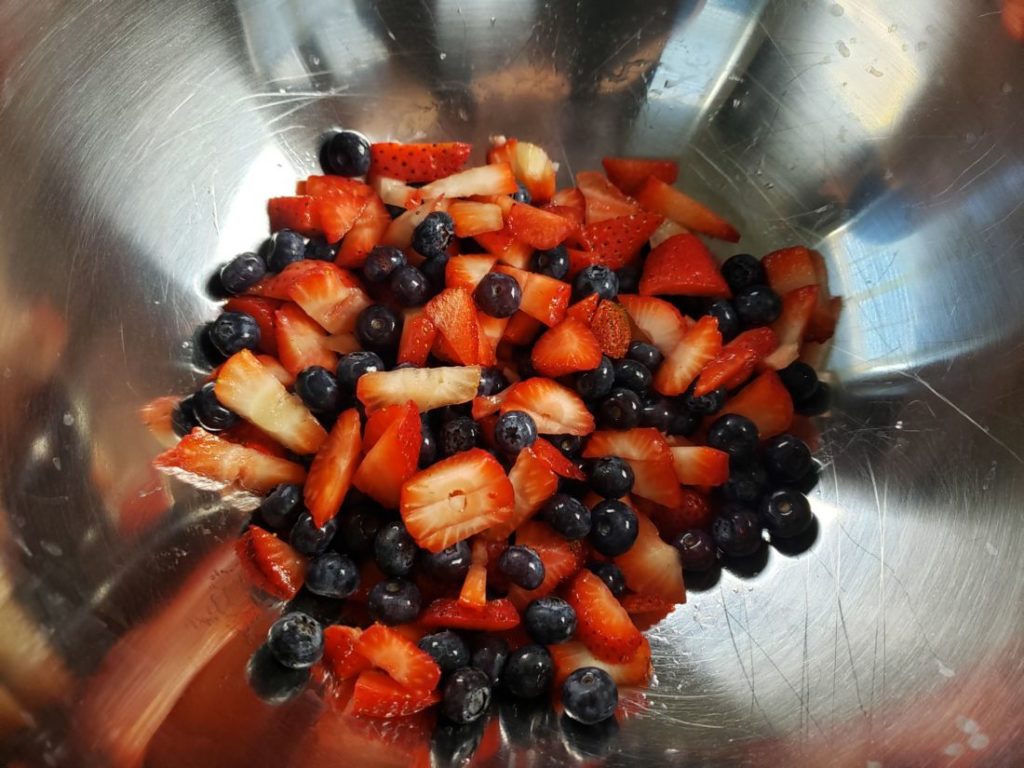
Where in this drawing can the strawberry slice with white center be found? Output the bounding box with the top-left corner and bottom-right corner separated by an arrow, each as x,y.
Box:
235,525 -> 307,600
357,365 -> 481,413
337,193 -> 391,268
424,287 -> 480,366
448,201 -> 505,238
772,285 -> 820,346
354,401 -> 421,509
565,569 -> 643,663
304,408 -> 362,526
576,171 -> 640,224
720,370 -> 794,438
484,447 -> 558,540
400,448 -> 515,552
507,202 -> 575,250
419,163 -> 518,199
285,262 -> 371,335
649,218 -> 688,249
669,446 -> 730,486
345,670 -> 441,719
274,303 -> 338,376
512,140 -> 557,203
445,255 -> 498,291
639,233 -> 731,298
369,141 -> 472,183
355,624 -> 442,692
382,198 -> 449,249
601,157 -> 679,195
635,176 -> 740,242
548,638 -> 652,688
618,294 -> 690,356
530,317 -> 603,378
323,626 -> 372,681
762,245 -> 819,295
500,378 -> 595,436
653,315 -> 723,397
368,175 -> 424,210
613,512 -> 686,604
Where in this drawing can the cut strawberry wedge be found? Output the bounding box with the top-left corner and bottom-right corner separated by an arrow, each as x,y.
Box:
635,177 -> 740,242
224,296 -> 280,356
520,272 -> 571,327
285,263 -> 371,335
653,315 -> 723,397
583,428 -> 682,507
268,196 -> 320,237
139,395 -> 180,448
762,245 -> 818,295
566,293 -> 601,324
474,228 -> 534,270
337,193 -> 391,268
590,300 -> 632,359
641,488 -> 713,539
419,163 -> 518,199
323,626 -> 373,681
500,378 -> 595,435
396,309 -> 437,367
346,670 -> 441,719
773,285 -> 819,346
363,403 -> 408,452
449,200 -> 504,237
354,401 -> 420,509
806,296 -> 843,344
693,346 -> 758,397
424,287 -> 480,366
530,317 -> 602,377
649,218 -> 688,249
566,569 -> 643,663
506,521 -> 586,609
304,408 -> 362,526
248,260 -> 338,300
311,181 -> 373,243
507,202 -> 575,249
601,157 -> 679,195
511,140 -> 557,203
459,548 -> 488,608
720,370 -> 794,438
501,310 -> 544,345
577,171 -> 640,224
357,366 -> 481,412
639,233 -> 731,298
548,638 -> 652,688
529,437 -> 586,480
669,446 -> 730,486
445,255 -> 498,291
613,512 -> 686,603
274,303 -> 338,376
369,141 -> 472,183
618,294 -> 690,356
578,212 -> 664,269
420,598 -> 521,631
368,175 -> 424,210
486,447 -> 558,540
355,624 -> 441,692
235,525 -> 308,599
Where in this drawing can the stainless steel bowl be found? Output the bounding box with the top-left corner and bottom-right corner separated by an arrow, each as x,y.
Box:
1,0 -> 1022,765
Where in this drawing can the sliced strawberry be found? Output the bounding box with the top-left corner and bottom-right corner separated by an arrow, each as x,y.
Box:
476,312 -> 508,364
762,246 -> 817,295
617,294 -> 690,356
520,272 -> 571,327
806,295 -> 843,343
486,447 -> 558,540
304,408 -> 362,526
582,428 -> 681,507
566,293 -> 600,324
445,254 -> 498,291
507,521 -> 586,609
566,569 -> 643,663
541,204 -> 584,242
397,309 -> 437,367
312,181 -> 373,243
620,594 -> 677,632
693,346 -> 758,397
268,196 -> 320,237
354,402 -> 420,508
548,638 -> 652,688
773,285 -> 819,347
613,512 -> 686,603
642,488 -> 713,539
566,247 -> 603,278
346,670 -> 441,719
652,315 -> 722,396
235,525 -> 307,599
357,365 -> 481,413
214,350 -> 327,454
551,187 -> 586,216
731,327 -> 781,358
420,163 -> 518,199
369,142 -> 472,183
274,303 -> 338,376
486,135 -> 516,166
589,300 -> 632,359
139,396 -> 179,448
474,229 -> 534,270
501,311 -> 544,346
368,174 -> 424,210
627,456 -> 683,508
529,438 -> 586,480
635,177 -> 740,242
382,198 -> 449,250
601,157 -> 679,195
669,446 -> 730,486
649,218 -> 689,248
400,448 -> 515,552
530,317 -> 602,378
337,193 -> 391,268
285,263 -> 370,335
721,370 -> 794,438
248,260 -> 338,300
363,403 -> 408,452
471,391 -> 507,420
323,626 -> 373,681
471,192 -> 516,216
501,378 -> 595,435
220,419 -> 288,458
507,203 -> 575,249
424,287 -> 480,366
639,233 -> 730,298
510,140 -> 557,204
305,175 -> 370,197
579,212 -> 664,269
420,598 -> 521,631
224,296 -> 280,355
356,624 -> 441,692
763,343 -> 801,371
577,171 -> 640,224
449,200 -> 505,238
459,539 -> 490,607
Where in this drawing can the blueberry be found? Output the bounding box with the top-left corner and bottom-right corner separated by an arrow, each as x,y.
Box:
532,246 -> 569,279
413,211 -> 455,259
615,264 -> 640,294
421,257 -> 448,295
258,483 -> 304,530
321,130 -> 371,177
762,433 -> 812,482
171,395 -> 200,437
668,406 -> 700,436
734,285 -> 782,327
289,512 -> 337,555
778,362 -> 819,404
356,304 -> 402,351
503,645 -> 554,699
722,463 -> 768,504
192,382 -> 238,432
791,461 -> 821,495
588,456 -> 634,499
374,520 -> 418,576
524,596 -> 576,644
390,265 -> 431,307
712,506 -> 763,557
498,546 -> 545,590
246,644 -> 309,703
597,388 -> 641,429
494,411 -> 537,454
512,182 -> 532,204
420,541 -> 472,582
639,397 -> 674,432
515,347 -> 537,380
706,300 -> 740,342
471,636 -> 509,685
336,351 -> 384,391
589,499 -> 638,556
551,434 -> 583,458
474,272 -> 522,318
795,382 -> 831,416
613,359 -> 652,394
562,667 -> 617,725
477,367 -> 509,396
542,494 -> 591,540
438,416 -> 480,456
305,552 -> 359,598
576,356 -> 615,401
304,238 -> 336,261
368,578 -> 422,625
573,265 -> 619,301
363,245 -> 407,283
673,529 -> 717,572
385,203 -> 406,219
266,229 -> 306,273
626,341 -> 662,371
208,311 -> 261,356
419,631 -> 470,676
419,421 -> 438,467
683,386 -> 727,415
266,612 -> 323,669
442,667 -> 492,724
721,253 -> 765,293
219,252 -> 267,294
334,504 -> 383,558
295,366 -> 341,414
760,489 -> 813,538
588,562 -> 626,597
706,413 -> 759,464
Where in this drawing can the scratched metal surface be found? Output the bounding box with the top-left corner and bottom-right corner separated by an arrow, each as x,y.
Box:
0,0 -> 1022,765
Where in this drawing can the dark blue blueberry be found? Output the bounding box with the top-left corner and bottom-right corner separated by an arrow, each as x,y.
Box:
668,405 -> 699,436
673,529 -> 717,572
721,253 -> 765,293
246,644 -> 309,703
683,386 -> 727,415
515,347 -> 537,380
576,356 -> 615,401
471,636 -> 509,685
796,382 -> 831,416
305,552 -> 360,598
615,264 -> 640,294
421,257 -> 448,295
334,504 -> 383,558
442,667 -> 492,724
532,246 -> 569,279
613,359 -> 651,394
707,413 -> 759,464
258,483 -> 303,530
498,546 -> 545,590
386,203 -> 406,219
171,395 -> 200,437
295,366 -> 341,414
390,265 -> 431,307
436,403 -> 471,423
367,578 -> 422,625
589,499 -> 638,556
503,645 -> 554,699
588,456 -> 634,499
419,420 -> 438,467
722,463 -> 768,504
420,541 -> 472,582
494,410 -> 537,454
597,388 -> 641,430
551,434 -> 583,458
522,603 -> 575,652
791,460 -> 821,495
478,367 -> 509,396
374,520 -> 418,576
356,304 -> 402,351
734,284 -> 782,327
763,433 -> 812,482
542,494 -> 591,540
441,417 -> 480,456
474,272 -> 522,318
562,667 -> 617,725
573,265 -> 619,301
321,130 -> 371,177
266,229 -> 306,273
760,489 -> 813,538
336,351 -> 384,391
192,381 -> 238,432
219,252 -> 267,294
712,505 -> 763,557
419,631 -> 470,676
588,562 -> 626,597
266,612 -> 323,669
778,362 -> 819,404
512,182 -> 532,204
626,341 -> 662,371
208,311 -> 261,356
363,245 -> 407,283
639,397 -> 674,432
289,512 -> 337,556
707,300 -> 740,342
413,211 -> 455,259
304,238 -> 336,261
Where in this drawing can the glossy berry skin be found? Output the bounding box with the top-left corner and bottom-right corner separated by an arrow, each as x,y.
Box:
763,433 -> 813,482
336,351 -> 384,391
266,612 -> 324,669
471,636 -> 509,685
626,341 -> 662,371
615,264 -> 640,294
412,211 -> 455,259
673,529 -> 717,572
389,265 -> 431,307
494,410 -> 537,454
542,494 -> 591,540
524,597 -> 576,644
208,312 -> 261,357
573,265 -> 619,301
588,562 -> 626,597
562,667 -> 618,725
172,395 -> 200,437
721,253 -> 765,293
734,285 -> 782,327
503,644 -> 554,699
551,434 -> 583,458
304,239 -> 336,262
474,272 -> 522,318
305,552 -> 360,598
588,456 -> 634,499
266,229 -> 306,273
192,381 -> 238,432
706,414 -> 760,464
289,512 -> 337,556
363,245 -> 407,283
368,578 -> 422,625
477,367 -> 509,396
532,246 -> 569,279
219,252 -> 267,294
499,546 -> 545,590
796,382 -> 831,416
589,500 -> 639,556
440,417 -> 480,456
613,359 -> 652,394
246,645 -> 309,704
442,667 -> 493,725
712,506 -> 764,557
421,257 -> 448,295
760,489 -> 813,538
295,366 -> 341,414
778,362 -> 819,404
722,463 -> 768,504
576,356 -> 615,401
683,386 -> 727,416
597,388 -> 642,430
418,630 -> 470,676
512,182 -> 532,204
321,130 -> 371,177
668,406 -> 699,436
639,397 -> 674,432
374,521 -> 418,576
420,541 -> 472,582
706,300 -> 740,342
356,304 -> 402,351
419,421 -> 438,467
258,483 -> 303,530
334,505 -> 383,558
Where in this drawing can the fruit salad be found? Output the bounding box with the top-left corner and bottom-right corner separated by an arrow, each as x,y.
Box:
146,131 -> 841,741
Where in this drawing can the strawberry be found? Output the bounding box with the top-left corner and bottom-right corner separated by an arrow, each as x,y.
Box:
613,512 -> 686,603
509,140 -> 557,203
400,448 -> 515,552
566,569 -> 643,663
627,456 -> 684,508
346,670 -> 441,719
448,200 -> 505,237
619,594 -> 677,632
653,315 -> 722,396
355,624 -> 442,692
285,263 -> 371,335
501,311 -> 543,345
363,403 -> 408,451
530,317 -> 602,377
550,186 -> 586,216
419,163 -> 518,199
369,142 -> 472,183
507,521 -> 586,609
519,272 -> 571,327
669,446 -> 730,486
649,218 -> 688,248
459,539 -> 490,607
337,193 -> 391,268
268,196 -> 319,236
529,438 -> 586,480
474,229 -> 534,270
566,293 -> 600,324
772,285 -> 819,346
274,303 -> 338,375
311,181 -> 373,243
235,525 -> 307,599
617,294 -> 690,356
579,212 -> 664,269
323,626 -> 373,681
304,408 -> 362,526
641,488 -> 713,538
720,370 -> 794,438
357,365 -> 480,413
507,203 -> 575,249
471,391 -> 507,420
762,245 -> 818,295
639,233 -> 731,298
445,254 -> 498,291
806,295 -> 843,344
693,346 -> 758,397
220,420 -> 289,458
541,203 -> 584,242
248,260 -> 338,300
576,171 -> 640,224
397,309 -> 437,367
732,327 -> 781,357
486,447 -> 558,540
763,343 -> 801,371
382,198 -> 449,249
583,428 -> 682,508
214,349 -> 327,454
635,177 -> 740,242
589,300 -> 632,358
368,174 -> 424,209
476,312 -> 508,363
471,192 -> 516,216
420,598 -> 521,631
354,401 -> 420,508
601,157 -> 679,195
565,247 -> 602,278
304,175 -> 370,197
224,296 -> 280,355
139,396 -> 179,448
424,287 -> 480,365
500,378 -> 595,435
548,638 -> 652,688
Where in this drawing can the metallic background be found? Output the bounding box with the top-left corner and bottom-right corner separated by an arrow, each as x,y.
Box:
0,0 -> 1022,765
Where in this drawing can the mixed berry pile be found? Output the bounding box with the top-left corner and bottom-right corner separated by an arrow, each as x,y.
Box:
150,131 -> 841,730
